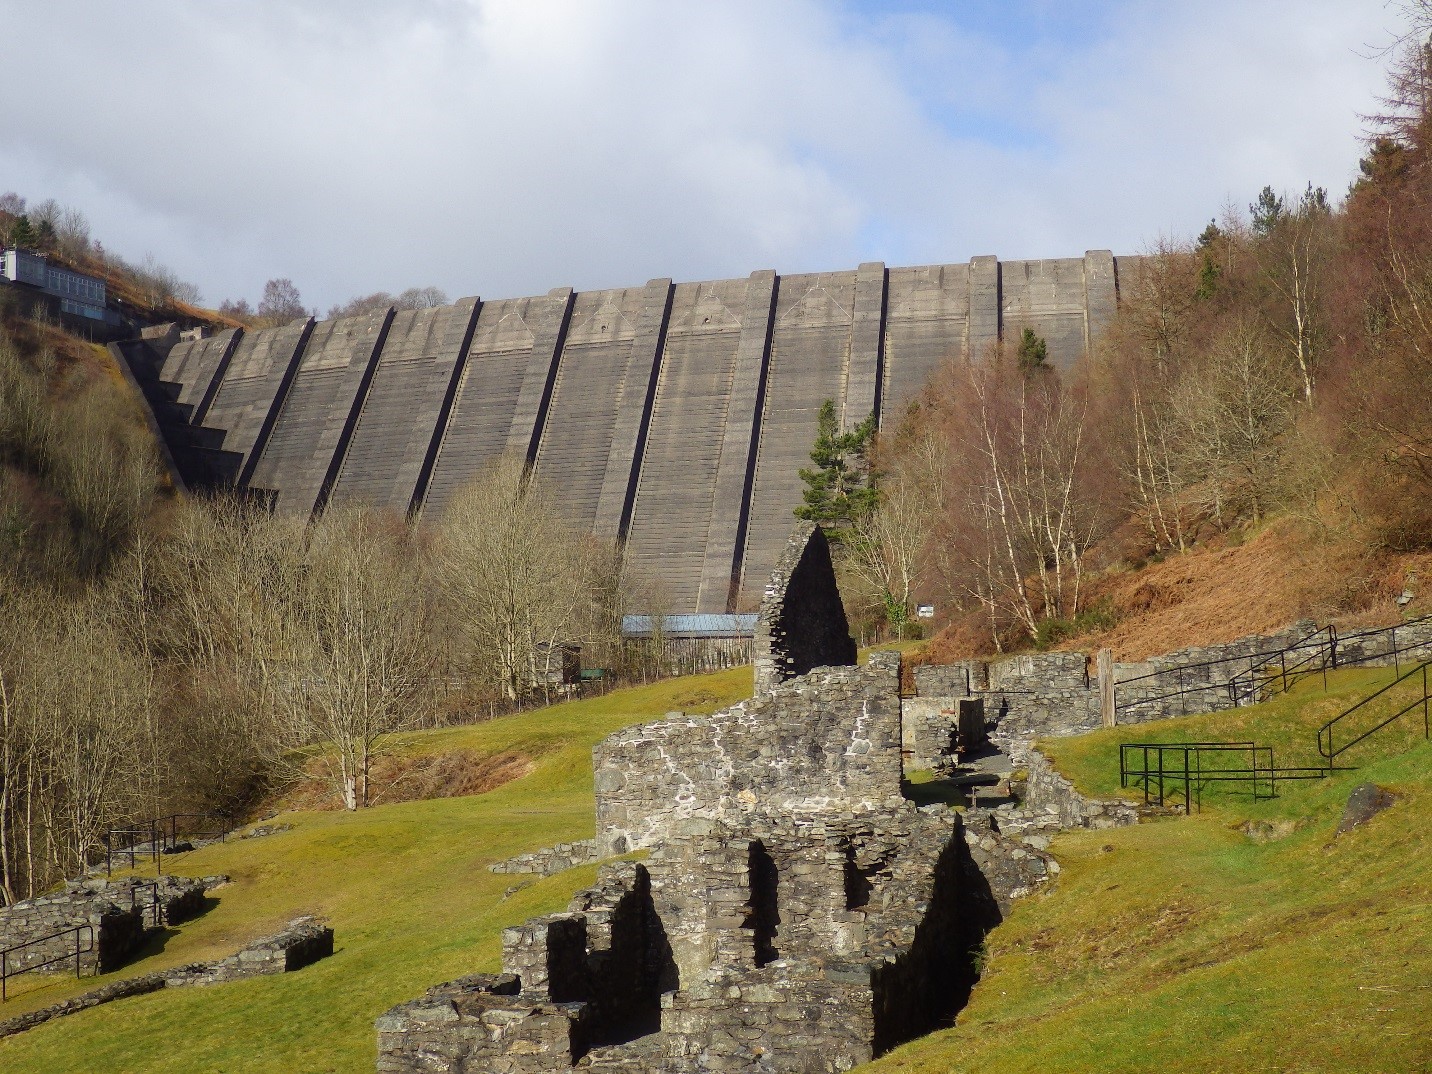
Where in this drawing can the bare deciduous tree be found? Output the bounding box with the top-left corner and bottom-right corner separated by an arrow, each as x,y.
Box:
436,456 -> 600,704
1170,320 -> 1296,525
269,509 -> 436,810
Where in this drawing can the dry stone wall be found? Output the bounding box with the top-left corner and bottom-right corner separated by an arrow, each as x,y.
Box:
488,839 -> 601,878
0,915 -> 333,1041
0,875 -> 220,976
164,916 -> 333,986
380,803 -> 1014,1074
594,653 -> 901,857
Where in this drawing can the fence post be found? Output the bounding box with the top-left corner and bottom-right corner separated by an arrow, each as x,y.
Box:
1098,649 -> 1116,728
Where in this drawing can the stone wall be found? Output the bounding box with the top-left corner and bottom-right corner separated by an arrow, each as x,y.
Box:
751,522 -> 856,694
1332,616 -> 1432,668
0,876 -> 219,976
0,916 -> 333,1041
1109,621 -> 1320,722
594,653 -> 902,856
379,801 -> 1020,1074
488,839 -> 601,878
1008,747 -> 1142,833
164,916 -> 334,986
909,652 -> 1098,763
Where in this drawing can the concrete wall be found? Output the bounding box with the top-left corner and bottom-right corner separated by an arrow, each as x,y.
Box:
142,253 -> 1135,612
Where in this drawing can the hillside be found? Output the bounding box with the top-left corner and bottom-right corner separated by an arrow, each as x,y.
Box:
0,661 -> 1426,1072
922,519 -> 1432,664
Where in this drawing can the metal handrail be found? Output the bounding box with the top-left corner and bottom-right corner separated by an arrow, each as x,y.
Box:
1117,614 -> 1432,720
1223,627 -> 1336,701
1317,661 -> 1431,769
0,923 -> 96,1001
103,811 -> 232,876
1114,621 -> 1332,689
1119,740 -> 1328,814
129,879 -> 164,928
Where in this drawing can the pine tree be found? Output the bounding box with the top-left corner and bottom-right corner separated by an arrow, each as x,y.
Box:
8,215 -> 35,250
1250,186 -> 1285,236
1195,253 -> 1221,301
795,400 -> 877,543
1016,327 -> 1049,373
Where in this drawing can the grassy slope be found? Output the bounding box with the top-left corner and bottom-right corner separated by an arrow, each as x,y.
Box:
0,667 -> 750,1074
867,668 -> 1432,1074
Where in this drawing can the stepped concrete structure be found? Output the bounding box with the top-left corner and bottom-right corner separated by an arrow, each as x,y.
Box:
116,253 -> 1137,613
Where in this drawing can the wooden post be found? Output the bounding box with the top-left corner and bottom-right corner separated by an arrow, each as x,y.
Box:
1098,648 -> 1116,728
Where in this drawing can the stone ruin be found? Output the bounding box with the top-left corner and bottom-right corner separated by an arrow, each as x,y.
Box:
377,524 -> 1042,1074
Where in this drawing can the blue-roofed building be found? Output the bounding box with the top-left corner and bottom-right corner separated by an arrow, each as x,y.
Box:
621,614 -> 758,638
621,613 -> 757,674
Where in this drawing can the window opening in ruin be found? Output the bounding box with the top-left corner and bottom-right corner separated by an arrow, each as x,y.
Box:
746,841 -> 780,967
844,846 -> 876,911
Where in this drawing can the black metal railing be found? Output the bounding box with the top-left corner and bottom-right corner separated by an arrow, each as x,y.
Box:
1317,661 -> 1431,771
1114,622 -> 1331,720
0,923 -> 96,1002
128,879 -> 164,928
1118,741 -> 1329,813
1222,627 -> 1337,704
1115,615 -> 1432,722
102,812 -> 232,877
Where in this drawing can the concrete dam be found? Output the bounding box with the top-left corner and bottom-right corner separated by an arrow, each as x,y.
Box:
124,252 -> 1136,614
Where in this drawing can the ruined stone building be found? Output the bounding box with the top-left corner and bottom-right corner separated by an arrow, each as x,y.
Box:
377,525 -> 1035,1073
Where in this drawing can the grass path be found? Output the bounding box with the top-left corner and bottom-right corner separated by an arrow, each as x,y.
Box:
0,667 -> 750,1074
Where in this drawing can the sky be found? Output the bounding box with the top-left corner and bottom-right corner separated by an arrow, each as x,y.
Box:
0,0 -> 1410,311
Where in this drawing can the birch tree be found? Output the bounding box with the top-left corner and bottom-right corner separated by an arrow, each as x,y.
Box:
436,455 -> 595,704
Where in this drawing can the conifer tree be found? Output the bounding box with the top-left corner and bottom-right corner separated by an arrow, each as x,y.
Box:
1016,327 -> 1049,373
795,400 -> 877,543
8,215 -> 35,250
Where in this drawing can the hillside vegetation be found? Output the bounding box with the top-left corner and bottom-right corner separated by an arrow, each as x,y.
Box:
847,27 -> 1432,659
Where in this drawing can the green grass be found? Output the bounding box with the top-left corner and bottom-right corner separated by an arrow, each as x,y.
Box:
865,668 -> 1432,1074
0,667 -> 750,1074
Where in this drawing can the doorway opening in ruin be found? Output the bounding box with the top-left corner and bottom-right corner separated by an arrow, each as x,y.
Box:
746,840 -> 780,967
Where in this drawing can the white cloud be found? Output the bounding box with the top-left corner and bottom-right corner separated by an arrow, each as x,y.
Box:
0,0 -> 1404,309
